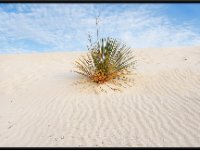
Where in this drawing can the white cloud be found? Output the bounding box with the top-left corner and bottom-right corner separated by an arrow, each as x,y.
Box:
0,4 -> 200,54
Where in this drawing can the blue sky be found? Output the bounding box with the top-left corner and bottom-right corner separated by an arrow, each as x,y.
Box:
0,4 -> 200,54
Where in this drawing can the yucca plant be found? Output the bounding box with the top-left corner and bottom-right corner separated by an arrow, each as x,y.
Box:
74,16 -> 135,90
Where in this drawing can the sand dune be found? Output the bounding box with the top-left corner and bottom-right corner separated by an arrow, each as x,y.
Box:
0,47 -> 200,147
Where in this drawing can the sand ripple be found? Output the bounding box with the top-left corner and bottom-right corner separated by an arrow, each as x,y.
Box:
0,49 -> 200,147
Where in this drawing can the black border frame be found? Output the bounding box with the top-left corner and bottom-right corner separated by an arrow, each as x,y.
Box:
0,0 -> 200,149
0,0 -> 200,3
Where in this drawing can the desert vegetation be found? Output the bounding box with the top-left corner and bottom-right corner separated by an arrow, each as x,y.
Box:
74,15 -> 136,92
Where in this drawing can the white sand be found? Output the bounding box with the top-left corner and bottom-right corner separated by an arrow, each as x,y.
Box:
0,47 -> 200,147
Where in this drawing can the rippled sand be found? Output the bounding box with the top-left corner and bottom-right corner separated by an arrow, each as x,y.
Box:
0,46 -> 200,147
